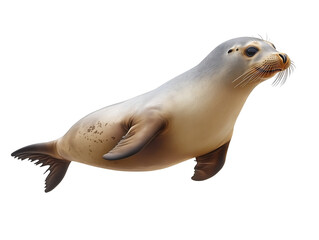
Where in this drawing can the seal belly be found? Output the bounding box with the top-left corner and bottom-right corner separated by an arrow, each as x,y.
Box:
56,112 -> 233,172
57,122 -> 184,171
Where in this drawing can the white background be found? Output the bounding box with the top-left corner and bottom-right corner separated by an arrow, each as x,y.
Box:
1,1 -> 318,239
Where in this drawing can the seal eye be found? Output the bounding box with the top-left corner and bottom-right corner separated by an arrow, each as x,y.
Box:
245,47 -> 259,57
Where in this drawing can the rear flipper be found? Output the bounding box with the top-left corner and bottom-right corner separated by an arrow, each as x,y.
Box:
11,141 -> 70,192
192,141 -> 230,181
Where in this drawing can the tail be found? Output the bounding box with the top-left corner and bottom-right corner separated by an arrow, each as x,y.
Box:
11,141 -> 70,193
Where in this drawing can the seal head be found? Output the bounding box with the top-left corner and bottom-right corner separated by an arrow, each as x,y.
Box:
199,37 -> 292,88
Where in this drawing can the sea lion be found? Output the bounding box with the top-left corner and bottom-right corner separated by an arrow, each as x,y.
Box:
11,37 -> 293,192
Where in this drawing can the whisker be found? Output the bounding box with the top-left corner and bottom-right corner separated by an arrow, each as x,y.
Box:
250,63 -> 271,85
233,62 -> 270,88
258,34 -> 264,40
290,61 -> 296,72
235,68 -> 258,88
272,63 -> 294,86
232,68 -> 254,87
246,66 -> 265,86
243,64 -> 268,87
233,58 -> 295,88
273,70 -> 285,86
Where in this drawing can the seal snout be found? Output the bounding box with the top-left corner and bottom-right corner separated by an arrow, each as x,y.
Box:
277,53 -> 290,70
279,53 -> 287,64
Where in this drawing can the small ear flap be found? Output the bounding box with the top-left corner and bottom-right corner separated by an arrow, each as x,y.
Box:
103,115 -> 167,160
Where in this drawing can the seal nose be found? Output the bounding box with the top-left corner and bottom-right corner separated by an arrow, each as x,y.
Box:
279,53 -> 287,64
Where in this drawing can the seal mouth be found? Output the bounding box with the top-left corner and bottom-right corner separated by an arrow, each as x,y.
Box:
232,60 -> 295,88
256,67 -> 282,74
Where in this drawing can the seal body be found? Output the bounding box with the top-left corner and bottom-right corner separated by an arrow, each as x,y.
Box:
57,74 -> 243,171
12,37 -> 293,192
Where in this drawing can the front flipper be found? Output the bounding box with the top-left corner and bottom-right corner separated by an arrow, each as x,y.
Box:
192,141 -> 230,181
103,113 -> 167,160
